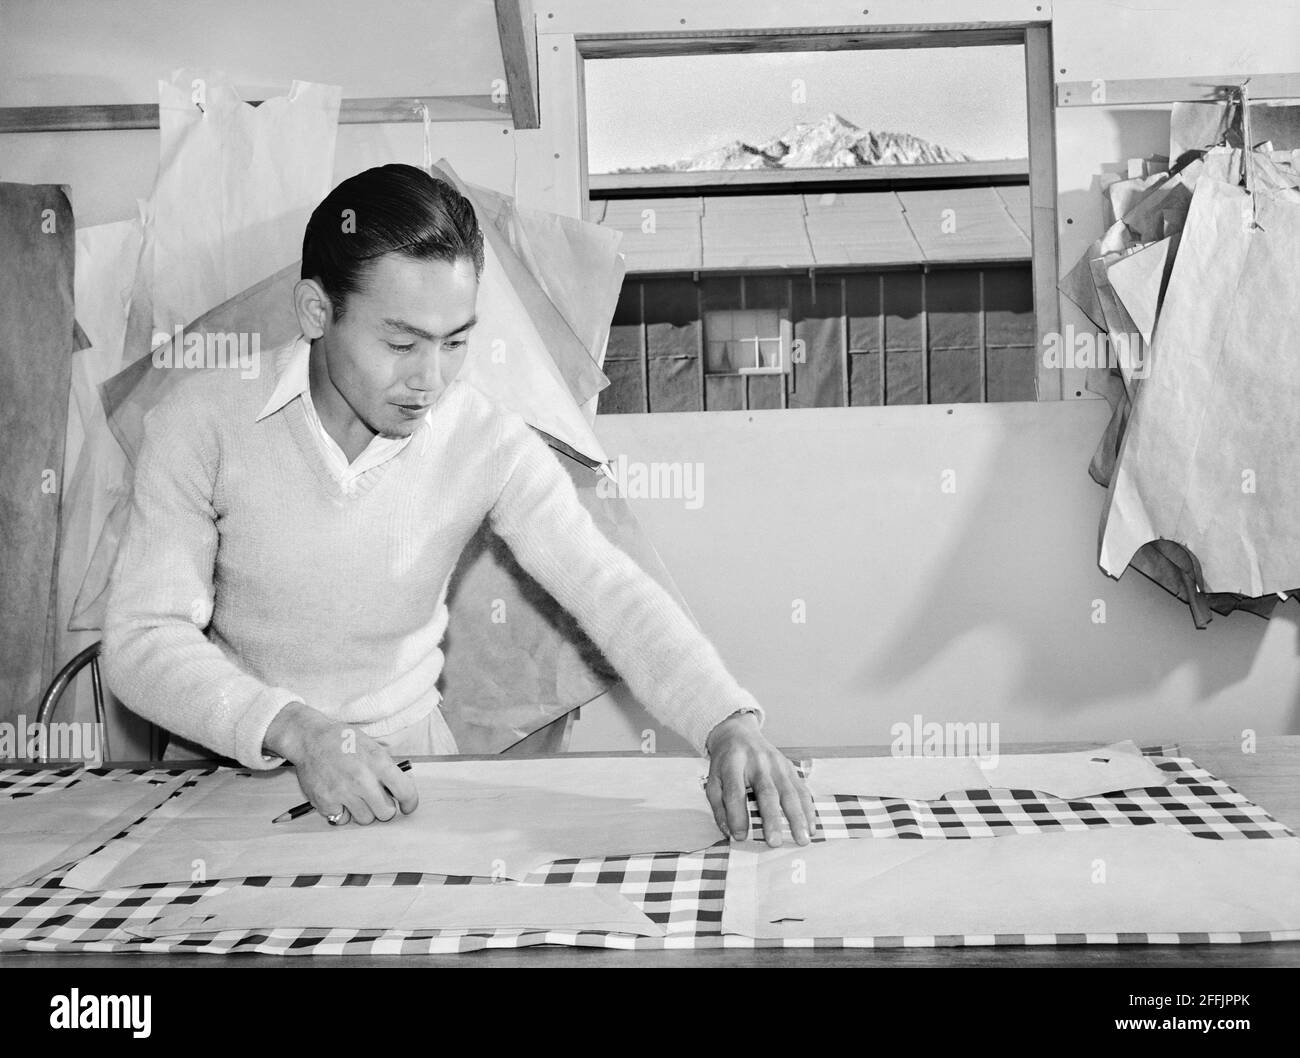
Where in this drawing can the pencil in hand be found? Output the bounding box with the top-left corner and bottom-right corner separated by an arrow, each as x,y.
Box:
271,759 -> 413,824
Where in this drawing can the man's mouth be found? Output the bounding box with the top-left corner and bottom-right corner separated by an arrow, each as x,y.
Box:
393,401 -> 431,417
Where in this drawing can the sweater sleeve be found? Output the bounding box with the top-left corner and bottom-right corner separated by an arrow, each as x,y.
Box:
101,391 -> 303,769
486,410 -> 765,756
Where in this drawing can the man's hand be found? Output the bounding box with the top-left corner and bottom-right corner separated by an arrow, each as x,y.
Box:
263,702 -> 419,825
704,712 -> 816,847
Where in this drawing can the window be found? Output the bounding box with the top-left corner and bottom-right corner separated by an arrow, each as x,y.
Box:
580,24 -> 1059,409
706,309 -> 785,375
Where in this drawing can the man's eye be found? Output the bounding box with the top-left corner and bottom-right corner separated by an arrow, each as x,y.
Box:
445,340 -> 466,350
386,342 -> 414,352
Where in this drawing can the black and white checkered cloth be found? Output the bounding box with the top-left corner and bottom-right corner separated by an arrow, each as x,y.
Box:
1,747 -> 1296,954
0,766 -> 198,797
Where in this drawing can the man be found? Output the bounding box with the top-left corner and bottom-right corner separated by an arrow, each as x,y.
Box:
104,163 -> 813,848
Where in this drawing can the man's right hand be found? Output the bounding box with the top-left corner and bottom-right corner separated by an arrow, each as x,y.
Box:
263,702 -> 419,825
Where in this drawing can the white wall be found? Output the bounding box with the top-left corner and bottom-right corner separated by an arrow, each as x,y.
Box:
571,400 -> 1300,752
3,0 -> 1297,754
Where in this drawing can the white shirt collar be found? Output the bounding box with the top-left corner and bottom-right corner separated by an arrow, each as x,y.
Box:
253,333 -> 439,489
255,333 -> 313,423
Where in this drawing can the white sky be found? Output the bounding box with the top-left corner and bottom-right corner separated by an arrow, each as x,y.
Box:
584,45 -> 1029,172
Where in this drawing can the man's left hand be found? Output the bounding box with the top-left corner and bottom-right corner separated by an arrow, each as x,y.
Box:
704,712 -> 816,847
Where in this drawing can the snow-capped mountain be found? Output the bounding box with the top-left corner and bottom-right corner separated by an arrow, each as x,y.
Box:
619,112 -> 971,172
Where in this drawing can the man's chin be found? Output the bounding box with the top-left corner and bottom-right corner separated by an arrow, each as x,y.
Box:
376,413 -> 426,440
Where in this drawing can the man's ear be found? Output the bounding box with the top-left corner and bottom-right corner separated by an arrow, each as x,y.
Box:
293,277 -> 333,339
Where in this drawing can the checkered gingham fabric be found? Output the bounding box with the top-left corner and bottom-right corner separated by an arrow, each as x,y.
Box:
2,747 -> 1297,954
0,766 -> 194,797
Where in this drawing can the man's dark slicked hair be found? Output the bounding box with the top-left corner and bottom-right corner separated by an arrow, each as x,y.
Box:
301,163 -> 485,320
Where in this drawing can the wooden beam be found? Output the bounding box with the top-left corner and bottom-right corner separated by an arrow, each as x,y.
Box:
1057,72 -> 1300,107
536,32 -> 584,218
494,0 -> 540,129
576,26 -> 1029,59
543,0 -> 1048,34
590,159 -> 1030,197
1024,25 -> 1062,402
0,95 -> 509,134
574,35 -> 590,213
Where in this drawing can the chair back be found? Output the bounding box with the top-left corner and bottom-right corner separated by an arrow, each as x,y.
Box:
34,641 -> 109,764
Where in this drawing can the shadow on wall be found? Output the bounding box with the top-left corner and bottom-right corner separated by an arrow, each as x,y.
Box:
854,101 -> 1300,731
853,409 -> 1300,724
1106,109 -> 1177,166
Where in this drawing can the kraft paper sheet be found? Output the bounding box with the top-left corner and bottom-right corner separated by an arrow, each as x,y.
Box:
130,881 -> 663,937
61,757 -> 719,890
723,827 -> 1300,940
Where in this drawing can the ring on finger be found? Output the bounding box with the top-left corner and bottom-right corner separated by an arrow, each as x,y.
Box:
325,807 -> 350,826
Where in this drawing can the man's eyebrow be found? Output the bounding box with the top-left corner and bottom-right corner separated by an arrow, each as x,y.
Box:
381,316 -> 478,341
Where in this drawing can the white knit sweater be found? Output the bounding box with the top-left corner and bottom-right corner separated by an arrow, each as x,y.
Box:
103,341 -> 765,768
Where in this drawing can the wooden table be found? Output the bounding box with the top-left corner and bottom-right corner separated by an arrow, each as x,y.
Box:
3,737 -> 1298,966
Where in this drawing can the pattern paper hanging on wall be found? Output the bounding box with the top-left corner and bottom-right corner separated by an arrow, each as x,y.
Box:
59,219 -> 144,648
70,69 -> 342,633
1063,101 -> 1300,623
429,158 -> 615,465
134,68 -> 341,357
1100,165 -> 1300,597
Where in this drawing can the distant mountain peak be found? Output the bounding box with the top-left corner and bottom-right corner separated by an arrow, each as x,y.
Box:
615,112 -> 970,173
821,111 -> 861,129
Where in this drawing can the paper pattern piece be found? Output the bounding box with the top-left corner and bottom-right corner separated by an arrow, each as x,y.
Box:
975,740 -> 1167,800
456,233 -> 608,464
61,757 -> 719,890
1079,108 -> 1300,621
130,882 -> 663,938
139,69 -> 340,350
438,462 -> 698,753
807,756 -> 989,801
1061,159 -> 1201,332
1104,236 -> 1172,348
807,742 -> 1166,802
428,159 -> 611,464
1057,219 -> 1132,329
1088,253 -> 1147,392
69,69 -> 340,634
1100,170 -> 1300,595
1171,101 -> 1300,164
447,169 -> 618,404
0,774 -> 187,888
723,827 -> 1300,939
61,218 -> 145,641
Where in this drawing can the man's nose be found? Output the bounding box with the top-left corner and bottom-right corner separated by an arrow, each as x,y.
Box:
408,346 -> 443,391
